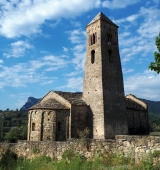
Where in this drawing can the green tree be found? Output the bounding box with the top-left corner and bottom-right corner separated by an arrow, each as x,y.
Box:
4,126 -> 27,143
149,32 -> 160,74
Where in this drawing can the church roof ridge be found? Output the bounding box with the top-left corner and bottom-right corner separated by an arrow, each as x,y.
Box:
87,12 -> 118,27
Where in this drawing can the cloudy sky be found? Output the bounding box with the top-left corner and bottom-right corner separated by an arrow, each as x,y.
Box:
0,0 -> 160,110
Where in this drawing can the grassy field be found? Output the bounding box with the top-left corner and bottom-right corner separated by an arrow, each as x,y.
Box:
0,150 -> 160,170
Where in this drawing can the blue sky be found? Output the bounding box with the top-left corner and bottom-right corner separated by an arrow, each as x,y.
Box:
0,0 -> 160,110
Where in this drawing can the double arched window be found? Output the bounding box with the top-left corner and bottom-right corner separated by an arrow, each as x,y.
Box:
90,33 -> 97,45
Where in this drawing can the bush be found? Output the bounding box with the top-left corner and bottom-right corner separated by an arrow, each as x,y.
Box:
62,150 -> 75,161
0,149 -> 18,169
4,126 -> 27,143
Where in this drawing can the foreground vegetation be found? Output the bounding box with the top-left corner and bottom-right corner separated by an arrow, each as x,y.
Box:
0,149 -> 160,170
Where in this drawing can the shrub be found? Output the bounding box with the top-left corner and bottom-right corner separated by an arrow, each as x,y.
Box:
78,127 -> 90,147
0,149 -> 18,169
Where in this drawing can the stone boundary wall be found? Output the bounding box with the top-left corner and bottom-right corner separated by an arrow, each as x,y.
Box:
0,135 -> 160,162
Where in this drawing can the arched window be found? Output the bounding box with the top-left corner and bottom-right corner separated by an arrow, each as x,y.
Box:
32,123 -> 35,131
108,49 -> 113,63
93,33 -> 95,44
91,50 -> 95,64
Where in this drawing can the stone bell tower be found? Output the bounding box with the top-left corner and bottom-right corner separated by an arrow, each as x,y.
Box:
83,12 -> 128,139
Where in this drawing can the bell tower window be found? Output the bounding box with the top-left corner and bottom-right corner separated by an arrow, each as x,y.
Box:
107,33 -> 112,45
91,50 -> 95,64
90,33 -> 97,45
93,33 -> 95,44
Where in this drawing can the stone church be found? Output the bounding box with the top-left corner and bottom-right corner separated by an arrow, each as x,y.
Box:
27,12 -> 149,141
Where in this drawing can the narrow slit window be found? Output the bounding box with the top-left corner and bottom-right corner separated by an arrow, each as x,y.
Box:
108,49 -> 113,63
91,50 -> 95,64
95,32 -> 97,43
32,123 -> 35,131
90,35 -> 93,45
93,33 -> 95,44
107,33 -> 112,45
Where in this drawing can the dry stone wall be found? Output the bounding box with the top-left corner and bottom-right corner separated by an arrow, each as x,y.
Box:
0,135 -> 160,163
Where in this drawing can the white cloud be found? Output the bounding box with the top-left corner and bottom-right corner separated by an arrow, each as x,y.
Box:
63,47 -> 68,52
117,6 -> 160,63
0,60 -> 4,64
59,77 -> 83,91
124,70 -> 160,101
102,0 -> 140,9
67,29 -> 86,70
137,6 -> 160,38
0,54 -> 68,89
64,71 -> 82,77
67,29 -> 85,44
3,40 -> 33,58
153,0 -> 160,4
70,20 -> 81,27
0,0 -> 98,38
41,80 -> 54,85
123,68 -> 134,73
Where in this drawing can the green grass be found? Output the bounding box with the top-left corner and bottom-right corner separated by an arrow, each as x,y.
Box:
0,150 -> 160,170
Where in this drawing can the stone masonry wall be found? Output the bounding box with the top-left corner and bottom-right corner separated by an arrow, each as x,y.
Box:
0,135 -> 160,163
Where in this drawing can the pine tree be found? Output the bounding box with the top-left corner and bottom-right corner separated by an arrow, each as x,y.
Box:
149,32 -> 160,74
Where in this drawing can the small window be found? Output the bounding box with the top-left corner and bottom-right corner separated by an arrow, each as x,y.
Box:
93,33 -> 95,44
95,32 -> 97,43
32,123 -> 35,131
107,33 -> 112,45
90,35 -> 93,45
108,49 -> 113,63
91,50 -> 95,64
57,122 -> 61,131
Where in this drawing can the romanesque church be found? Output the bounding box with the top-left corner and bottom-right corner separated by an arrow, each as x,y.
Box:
27,12 -> 149,141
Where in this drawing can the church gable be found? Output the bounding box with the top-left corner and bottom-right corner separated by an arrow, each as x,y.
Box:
126,94 -> 147,110
29,91 -> 87,110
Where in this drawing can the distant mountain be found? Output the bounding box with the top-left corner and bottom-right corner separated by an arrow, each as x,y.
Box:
20,96 -> 160,114
140,99 -> 160,115
20,97 -> 40,111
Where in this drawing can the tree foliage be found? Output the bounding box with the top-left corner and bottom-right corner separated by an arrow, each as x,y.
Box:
149,32 -> 160,74
4,126 -> 27,143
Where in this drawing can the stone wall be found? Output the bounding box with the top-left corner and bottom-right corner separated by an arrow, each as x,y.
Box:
70,105 -> 89,138
0,135 -> 160,163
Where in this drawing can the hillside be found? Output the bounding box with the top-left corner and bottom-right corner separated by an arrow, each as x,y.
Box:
141,99 -> 160,115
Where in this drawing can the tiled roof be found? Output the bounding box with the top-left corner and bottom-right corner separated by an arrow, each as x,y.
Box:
54,91 -> 87,105
29,91 -> 87,110
29,98 -> 68,110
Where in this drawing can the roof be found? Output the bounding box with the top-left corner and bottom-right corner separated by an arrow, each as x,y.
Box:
54,91 -> 86,105
87,12 -> 118,27
29,91 -> 87,110
29,98 -> 68,110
